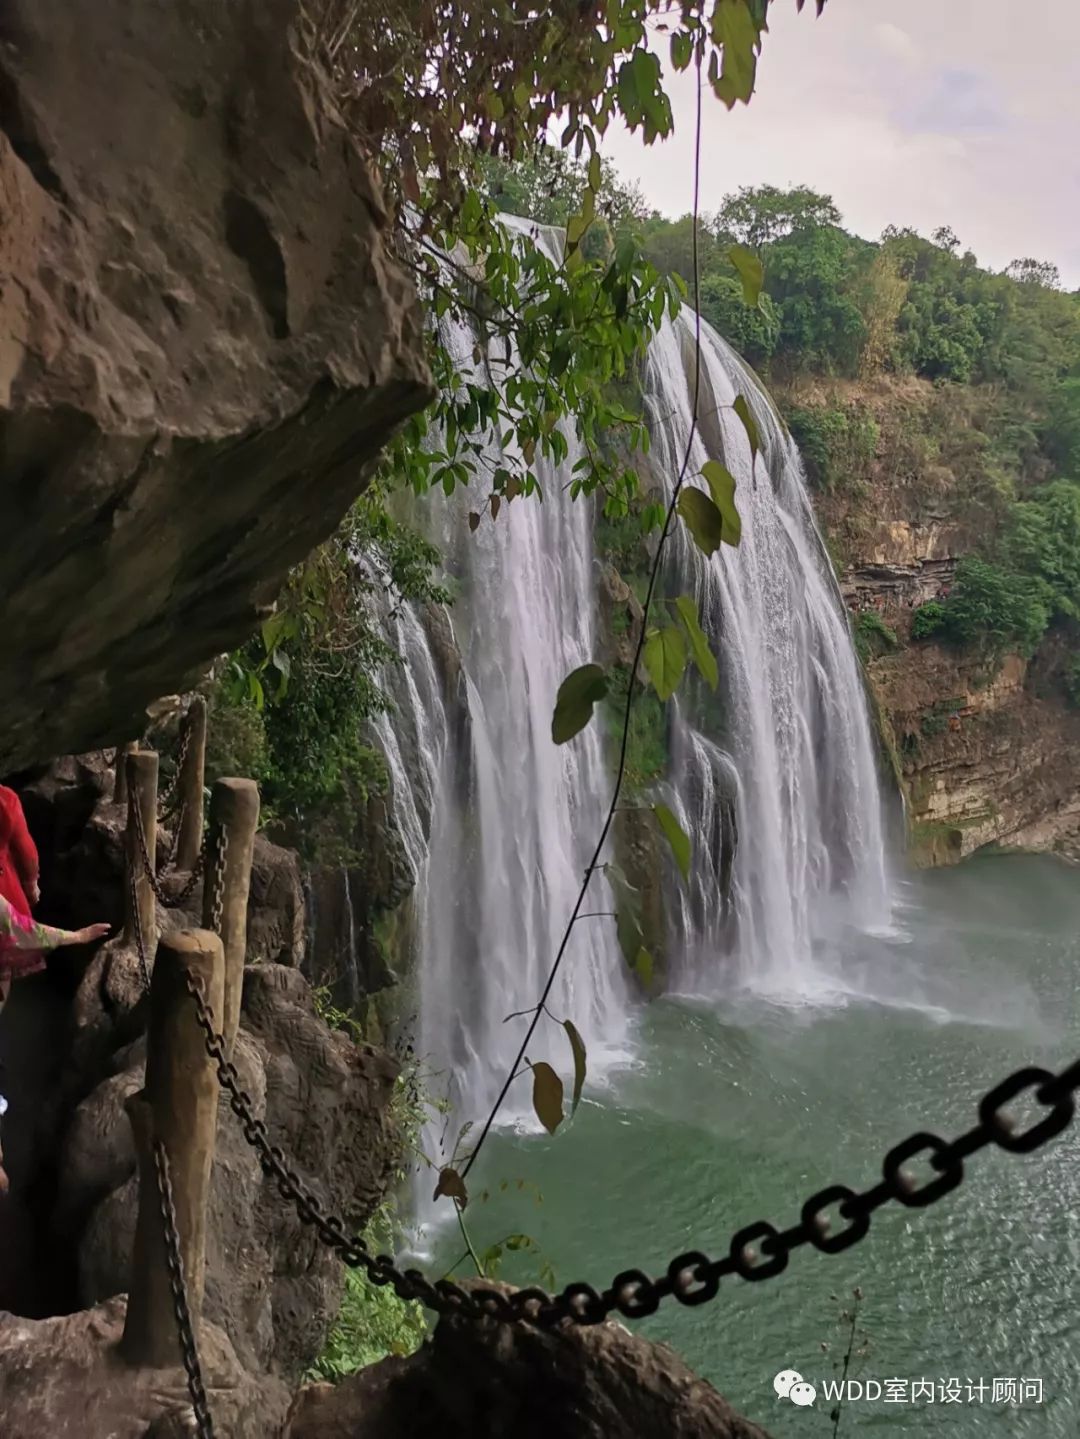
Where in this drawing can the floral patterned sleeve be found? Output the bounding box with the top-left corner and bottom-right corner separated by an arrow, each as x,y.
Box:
0,894 -> 69,951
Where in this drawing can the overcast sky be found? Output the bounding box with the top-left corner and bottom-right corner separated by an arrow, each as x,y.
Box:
601,0 -> 1080,286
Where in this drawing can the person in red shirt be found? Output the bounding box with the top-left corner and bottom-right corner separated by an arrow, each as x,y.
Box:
0,896 -> 110,1193
0,786 -> 39,916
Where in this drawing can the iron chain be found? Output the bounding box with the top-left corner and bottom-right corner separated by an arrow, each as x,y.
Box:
157,708 -> 193,817
151,1134 -> 215,1439
130,789 -> 206,908
175,952 -> 1080,1328
129,797 -> 1080,1330
208,824 -> 228,935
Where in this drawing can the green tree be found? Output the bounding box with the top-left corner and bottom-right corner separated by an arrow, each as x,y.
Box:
1010,479 -> 1080,621
716,184 -> 842,248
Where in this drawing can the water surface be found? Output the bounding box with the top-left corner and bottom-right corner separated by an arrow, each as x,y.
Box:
429,855 -> 1080,1436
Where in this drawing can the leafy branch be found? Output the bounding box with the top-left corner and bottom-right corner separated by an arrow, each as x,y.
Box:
460,41 -> 710,1182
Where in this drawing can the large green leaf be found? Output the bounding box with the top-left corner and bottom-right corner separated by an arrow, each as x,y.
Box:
563,1020 -> 587,1114
531,1062 -> 564,1135
700,460 -> 743,548
643,625 -> 686,701
727,244 -> 764,308
653,802 -> 692,881
551,663 -> 608,744
677,487 -> 724,558
733,395 -> 760,464
710,0 -> 761,107
674,594 -> 719,689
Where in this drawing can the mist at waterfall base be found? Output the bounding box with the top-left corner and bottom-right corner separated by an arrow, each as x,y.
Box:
435,855 -> 1080,1438
373,245 -> 1080,1434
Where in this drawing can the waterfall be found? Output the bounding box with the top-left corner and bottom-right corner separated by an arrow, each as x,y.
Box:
646,314 -> 890,996
375,228 -> 890,1184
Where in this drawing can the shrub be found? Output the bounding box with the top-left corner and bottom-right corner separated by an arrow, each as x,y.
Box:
787,405 -> 877,492
853,610 -> 898,664
911,601 -> 947,640
938,556 -> 1050,657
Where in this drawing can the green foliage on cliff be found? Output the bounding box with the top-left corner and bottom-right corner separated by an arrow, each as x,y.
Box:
853,610 -> 898,664
787,405 -> 879,493
216,492 -> 449,861
913,558 -> 1050,659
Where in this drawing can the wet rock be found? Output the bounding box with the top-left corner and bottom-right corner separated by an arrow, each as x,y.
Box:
284,1283 -> 773,1439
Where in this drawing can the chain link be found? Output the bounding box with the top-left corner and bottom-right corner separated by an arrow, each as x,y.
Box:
130,789 -> 206,908
151,1134 -> 215,1439
157,708 -> 193,817
208,824 -> 228,935
127,811 -> 1080,1330
174,948 -> 1080,1328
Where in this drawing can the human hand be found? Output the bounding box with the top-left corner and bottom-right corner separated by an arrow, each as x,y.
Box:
71,922 -> 111,946
29,879 -> 41,906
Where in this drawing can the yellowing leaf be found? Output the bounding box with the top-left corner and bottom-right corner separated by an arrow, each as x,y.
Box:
677,486 -> 724,558
563,1020 -> 587,1114
653,802 -> 692,881
674,594 -> 719,690
531,1062 -> 564,1135
727,243 -> 764,308
700,460 -> 742,548
733,395 -> 760,464
587,152 -> 601,192
643,625 -> 686,702
551,663 -> 608,744
433,1166 -> 468,1207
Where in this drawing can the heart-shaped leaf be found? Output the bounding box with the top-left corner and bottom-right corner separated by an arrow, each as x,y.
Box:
677,487 -> 724,558
643,625 -> 686,701
700,460 -> 742,548
552,663 -> 608,744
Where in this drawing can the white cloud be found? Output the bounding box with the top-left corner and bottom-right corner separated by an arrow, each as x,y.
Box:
874,21 -> 919,65
600,0 -> 1080,285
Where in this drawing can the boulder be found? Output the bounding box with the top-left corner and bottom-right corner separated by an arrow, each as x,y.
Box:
0,0 -> 431,774
67,964 -> 400,1381
0,1295 -> 291,1439
284,1285 -> 773,1439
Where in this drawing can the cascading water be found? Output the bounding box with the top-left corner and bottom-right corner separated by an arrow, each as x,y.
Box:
645,314 -> 891,997
375,224 -> 890,1196
376,223 -> 631,1165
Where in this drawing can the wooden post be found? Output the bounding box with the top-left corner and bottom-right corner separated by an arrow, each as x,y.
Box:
113,741 -> 139,806
175,696 -> 207,872
121,929 -> 224,1367
124,750 -> 158,952
202,778 -> 259,1057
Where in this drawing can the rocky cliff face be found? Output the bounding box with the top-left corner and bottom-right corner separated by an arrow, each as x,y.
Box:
0,0 -> 431,774
797,381 -> 1080,866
